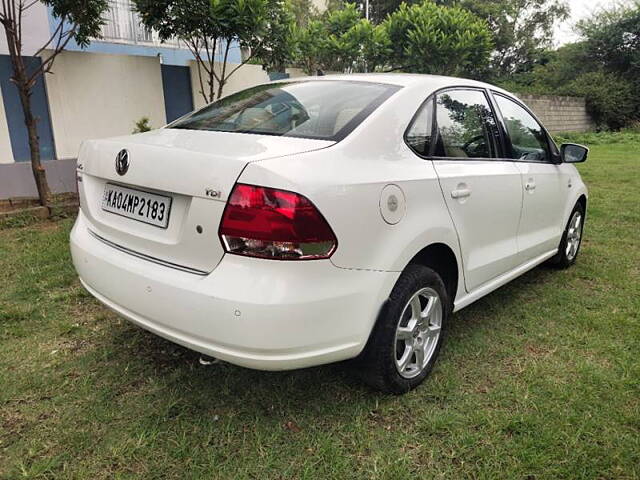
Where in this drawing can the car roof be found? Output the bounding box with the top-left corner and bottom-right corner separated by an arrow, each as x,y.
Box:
287,73 -> 511,96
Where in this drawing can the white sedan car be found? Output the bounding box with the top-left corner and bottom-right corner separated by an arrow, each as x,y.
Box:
71,74 -> 588,393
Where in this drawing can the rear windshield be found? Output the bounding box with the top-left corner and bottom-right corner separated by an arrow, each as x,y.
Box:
169,80 -> 400,141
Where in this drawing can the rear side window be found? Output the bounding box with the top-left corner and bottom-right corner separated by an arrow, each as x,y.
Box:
494,94 -> 550,162
434,89 -> 497,159
169,81 -> 400,141
406,98 -> 434,155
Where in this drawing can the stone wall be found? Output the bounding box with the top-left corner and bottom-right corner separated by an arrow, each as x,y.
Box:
516,94 -> 595,133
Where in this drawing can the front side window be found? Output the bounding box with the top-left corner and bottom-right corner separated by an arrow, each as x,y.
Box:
495,94 -> 550,162
169,81 -> 399,141
434,89 -> 497,159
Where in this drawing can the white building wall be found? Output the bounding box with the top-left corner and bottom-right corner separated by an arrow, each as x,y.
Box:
189,61 -> 271,109
188,62 -> 312,109
0,84 -> 13,164
286,68 -> 308,78
0,3 -> 51,56
45,50 -> 166,159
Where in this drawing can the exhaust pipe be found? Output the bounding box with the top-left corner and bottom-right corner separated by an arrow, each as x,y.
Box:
198,354 -> 222,366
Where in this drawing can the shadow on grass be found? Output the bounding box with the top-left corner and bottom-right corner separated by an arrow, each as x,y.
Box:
94,261 -> 562,419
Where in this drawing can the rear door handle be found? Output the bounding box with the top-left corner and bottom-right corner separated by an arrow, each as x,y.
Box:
451,188 -> 472,199
525,181 -> 536,192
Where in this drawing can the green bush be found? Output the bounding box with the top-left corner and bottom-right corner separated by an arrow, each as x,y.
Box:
132,117 -> 152,134
559,72 -> 636,131
383,1 -> 493,77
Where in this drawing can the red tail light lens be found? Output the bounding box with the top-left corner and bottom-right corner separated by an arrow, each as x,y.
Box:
219,184 -> 337,260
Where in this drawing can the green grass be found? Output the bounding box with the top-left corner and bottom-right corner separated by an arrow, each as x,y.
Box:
554,129 -> 640,146
1,135 -> 639,479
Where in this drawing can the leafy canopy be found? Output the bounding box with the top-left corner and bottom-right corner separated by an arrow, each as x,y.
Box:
383,1 -> 493,77
578,3 -> 640,86
294,1 -> 491,77
134,0 -> 295,100
496,2 -> 640,130
251,0 -> 297,71
437,0 -> 569,76
134,0 -> 267,48
1,0 -> 109,85
43,0 -> 109,48
294,3 -> 390,74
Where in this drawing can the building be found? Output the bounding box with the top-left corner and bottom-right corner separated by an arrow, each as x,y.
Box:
0,0 -> 298,198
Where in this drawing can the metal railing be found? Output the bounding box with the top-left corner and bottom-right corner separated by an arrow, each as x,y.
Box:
99,0 -> 183,48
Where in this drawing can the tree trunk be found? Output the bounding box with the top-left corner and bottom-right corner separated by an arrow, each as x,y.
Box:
2,15 -> 51,208
16,84 -> 50,208
216,78 -> 226,100
208,72 -> 215,103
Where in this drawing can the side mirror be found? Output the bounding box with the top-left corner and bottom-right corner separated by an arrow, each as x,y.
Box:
561,143 -> 588,163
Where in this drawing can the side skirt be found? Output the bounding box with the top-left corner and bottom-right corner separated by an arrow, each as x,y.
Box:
453,249 -> 558,312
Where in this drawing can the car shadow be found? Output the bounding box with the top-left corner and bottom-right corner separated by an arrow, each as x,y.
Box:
99,261 -> 562,417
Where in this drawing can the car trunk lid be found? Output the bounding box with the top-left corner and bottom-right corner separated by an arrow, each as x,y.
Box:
78,129 -> 333,273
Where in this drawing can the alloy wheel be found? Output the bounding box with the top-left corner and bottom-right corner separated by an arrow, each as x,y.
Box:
565,211 -> 583,261
394,287 -> 443,379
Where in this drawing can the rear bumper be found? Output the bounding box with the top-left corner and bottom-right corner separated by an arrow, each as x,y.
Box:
70,212 -> 398,370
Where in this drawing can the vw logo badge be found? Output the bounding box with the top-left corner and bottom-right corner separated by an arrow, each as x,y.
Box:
115,149 -> 130,176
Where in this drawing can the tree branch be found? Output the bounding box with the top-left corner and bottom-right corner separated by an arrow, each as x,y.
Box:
383,64 -> 417,73
217,38 -> 232,99
187,39 -> 208,104
21,0 -> 38,11
27,22 -> 77,87
32,19 -> 64,58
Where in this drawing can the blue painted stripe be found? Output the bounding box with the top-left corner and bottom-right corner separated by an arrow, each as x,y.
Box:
161,65 -> 194,122
67,39 -> 243,66
0,55 -> 56,162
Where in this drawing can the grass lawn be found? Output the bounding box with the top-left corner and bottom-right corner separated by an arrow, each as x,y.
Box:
1,136 -> 639,479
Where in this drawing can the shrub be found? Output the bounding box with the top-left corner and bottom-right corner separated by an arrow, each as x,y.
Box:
559,72 -> 636,131
383,1 -> 493,77
132,117 -> 152,134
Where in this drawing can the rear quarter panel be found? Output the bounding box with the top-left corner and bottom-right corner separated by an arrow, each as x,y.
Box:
239,84 -> 466,301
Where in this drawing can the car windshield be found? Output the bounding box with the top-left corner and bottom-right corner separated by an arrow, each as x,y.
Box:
169,80 -> 400,141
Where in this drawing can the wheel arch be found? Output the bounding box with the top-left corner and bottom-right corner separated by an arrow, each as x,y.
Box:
576,193 -> 587,213
563,189 -> 588,229
406,242 -> 460,306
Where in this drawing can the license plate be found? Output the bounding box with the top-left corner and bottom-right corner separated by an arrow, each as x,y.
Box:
102,183 -> 172,228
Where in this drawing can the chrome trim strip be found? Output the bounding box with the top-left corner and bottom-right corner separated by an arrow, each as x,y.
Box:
88,230 -> 209,276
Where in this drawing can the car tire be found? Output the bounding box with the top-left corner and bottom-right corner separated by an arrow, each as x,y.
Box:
358,264 -> 450,394
548,202 -> 585,269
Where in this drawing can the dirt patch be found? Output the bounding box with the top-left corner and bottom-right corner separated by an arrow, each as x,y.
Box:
0,193 -> 78,213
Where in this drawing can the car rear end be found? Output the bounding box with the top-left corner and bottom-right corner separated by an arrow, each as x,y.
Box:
70,79 -> 400,370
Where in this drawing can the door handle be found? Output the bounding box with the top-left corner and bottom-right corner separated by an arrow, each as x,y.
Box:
451,188 -> 472,199
525,181 -> 536,192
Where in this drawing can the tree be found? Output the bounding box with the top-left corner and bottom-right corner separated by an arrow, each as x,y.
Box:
295,19 -> 328,74
437,0 -> 569,77
294,3 -> 389,74
575,3 -> 640,127
562,71 -> 635,130
0,0 -> 109,208
382,1 -> 493,77
502,3 -> 640,130
134,0 -> 294,103
351,0 -> 407,24
578,3 -> 640,88
252,0 -> 296,73
289,0 -> 319,28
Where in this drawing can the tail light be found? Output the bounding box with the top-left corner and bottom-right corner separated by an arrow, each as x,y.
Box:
219,184 -> 337,260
